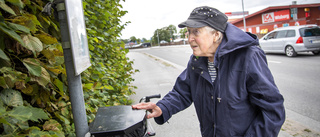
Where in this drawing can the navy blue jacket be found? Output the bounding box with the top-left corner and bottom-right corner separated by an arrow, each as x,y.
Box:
155,23 -> 285,137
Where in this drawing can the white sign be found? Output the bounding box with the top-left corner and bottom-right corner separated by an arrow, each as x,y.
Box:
262,10 -> 290,24
65,0 -> 91,76
256,27 -> 260,34
262,12 -> 274,23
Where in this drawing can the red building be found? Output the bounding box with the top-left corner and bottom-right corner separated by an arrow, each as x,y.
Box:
230,2 -> 320,38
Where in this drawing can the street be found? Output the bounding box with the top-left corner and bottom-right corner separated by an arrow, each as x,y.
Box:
127,45 -> 320,137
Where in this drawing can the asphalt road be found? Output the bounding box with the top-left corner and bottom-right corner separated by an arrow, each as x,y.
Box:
127,45 -> 320,136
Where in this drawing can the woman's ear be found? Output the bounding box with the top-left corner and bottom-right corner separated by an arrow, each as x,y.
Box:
213,33 -> 219,43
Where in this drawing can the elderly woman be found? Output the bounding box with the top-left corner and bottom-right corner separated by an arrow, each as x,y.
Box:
132,6 -> 285,137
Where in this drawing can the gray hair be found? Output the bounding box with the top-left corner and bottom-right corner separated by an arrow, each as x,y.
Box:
205,26 -> 223,43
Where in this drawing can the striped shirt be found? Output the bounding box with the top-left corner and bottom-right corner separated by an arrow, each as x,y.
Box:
208,61 -> 216,83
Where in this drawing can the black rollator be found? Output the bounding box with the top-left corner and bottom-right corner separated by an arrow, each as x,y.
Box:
89,94 -> 161,137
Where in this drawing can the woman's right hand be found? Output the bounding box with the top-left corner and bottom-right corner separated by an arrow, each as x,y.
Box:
132,102 -> 162,119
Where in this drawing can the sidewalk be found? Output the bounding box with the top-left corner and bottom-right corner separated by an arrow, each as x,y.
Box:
279,130 -> 293,137
280,109 -> 320,137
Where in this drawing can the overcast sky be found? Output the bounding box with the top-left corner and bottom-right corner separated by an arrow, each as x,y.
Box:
119,0 -> 319,40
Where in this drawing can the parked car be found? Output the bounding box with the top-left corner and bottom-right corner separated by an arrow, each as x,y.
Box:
259,25 -> 320,57
132,43 -> 143,48
141,43 -> 151,47
160,40 -> 168,44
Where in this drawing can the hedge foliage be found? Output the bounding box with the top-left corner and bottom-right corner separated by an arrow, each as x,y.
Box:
0,0 -> 136,136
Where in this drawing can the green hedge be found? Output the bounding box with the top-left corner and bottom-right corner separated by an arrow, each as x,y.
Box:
0,0 -> 136,136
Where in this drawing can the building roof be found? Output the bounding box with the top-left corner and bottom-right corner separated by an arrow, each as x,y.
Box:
227,18 -> 241,22
230,3 -> 320,24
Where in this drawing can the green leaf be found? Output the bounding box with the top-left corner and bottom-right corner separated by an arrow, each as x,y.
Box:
0,118 -> 10,125
104,85 -> 114,90
19,83 -> 34,95
0,22 -> 25,47
34,33 -> 58,45
21,34 -> 43,55
2,117 -> 17,134
23,58 -> 41,76
0,89 -> 23,107
0,48 -> 9,61
0,0 -> 16,15
41,48 -> 54,59
28,128 -> 52,137
43,119 -> 63,132
7,22 -> 30,34
54,112 -> 70,125
7,106 -> 32,121
54,56 -> 64,66
83,83 -> 93,90
0,31 -> 4,50
27,106 -> 49,122
11,14 -> 39,33
54,79 -> 63,93
31,67 -> 50,87
60,107 -> 69,117
0,102 -> 5,115
93,37 -> 98,43
6,0 -> 24,8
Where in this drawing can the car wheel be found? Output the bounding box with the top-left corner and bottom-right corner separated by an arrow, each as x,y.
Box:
285,46 -> 297,57
312,50 -> 320,55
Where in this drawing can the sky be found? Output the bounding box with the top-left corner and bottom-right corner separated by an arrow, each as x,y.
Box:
119,0 -> 319,40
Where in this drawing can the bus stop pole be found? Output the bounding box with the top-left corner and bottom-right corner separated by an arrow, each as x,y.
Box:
56,2 -> 89,136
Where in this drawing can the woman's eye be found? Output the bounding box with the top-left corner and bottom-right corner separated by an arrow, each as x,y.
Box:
194,30 -> 199,35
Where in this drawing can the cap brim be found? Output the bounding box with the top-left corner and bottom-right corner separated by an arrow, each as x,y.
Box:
178,19 -> 207,28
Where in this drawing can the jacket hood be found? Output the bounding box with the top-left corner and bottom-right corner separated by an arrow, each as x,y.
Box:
191,23 -> 260,70
215,23 -> 259,60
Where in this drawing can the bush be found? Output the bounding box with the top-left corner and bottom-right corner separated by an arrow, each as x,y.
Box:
0,0 -> 136,136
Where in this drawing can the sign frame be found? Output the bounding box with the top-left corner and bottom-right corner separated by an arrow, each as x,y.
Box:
65,0 -> 91,76
225,11 -> 249,16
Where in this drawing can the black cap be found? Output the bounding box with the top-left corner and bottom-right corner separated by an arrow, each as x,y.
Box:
178,6 -> 228,32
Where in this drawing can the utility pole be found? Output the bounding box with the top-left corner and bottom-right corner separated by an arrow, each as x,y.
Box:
242,0 -> 246,31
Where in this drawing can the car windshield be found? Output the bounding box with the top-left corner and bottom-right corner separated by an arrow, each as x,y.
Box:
299,26 -> 320,37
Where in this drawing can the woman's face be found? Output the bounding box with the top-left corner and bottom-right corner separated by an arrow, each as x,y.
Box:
187,27 -> 220,58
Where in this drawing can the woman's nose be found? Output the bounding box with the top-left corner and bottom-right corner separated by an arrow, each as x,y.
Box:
188,35 -> 194,43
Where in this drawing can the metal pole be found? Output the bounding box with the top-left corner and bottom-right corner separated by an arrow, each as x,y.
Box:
157,29 -> 160,46
56,2 -> 89,137
242,0 -> 246,31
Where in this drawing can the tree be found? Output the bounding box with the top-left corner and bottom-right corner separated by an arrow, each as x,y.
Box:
130,36 -> 137,43
142,38 -> 147,43
179,28 -> 188,39
120,39 -> 130,44
151,29 -> 163,45
151,24 -> 177,45
167,24 -> 177,41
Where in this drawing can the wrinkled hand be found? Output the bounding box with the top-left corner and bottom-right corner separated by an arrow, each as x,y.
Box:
132,102 -> 162,119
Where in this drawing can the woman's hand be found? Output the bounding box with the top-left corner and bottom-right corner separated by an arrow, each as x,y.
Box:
132,102 -> 162,119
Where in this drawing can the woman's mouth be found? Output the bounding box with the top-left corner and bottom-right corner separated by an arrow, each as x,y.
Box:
191,45 -> 198,49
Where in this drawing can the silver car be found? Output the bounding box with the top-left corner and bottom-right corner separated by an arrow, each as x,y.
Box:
259,25 -> 320,57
